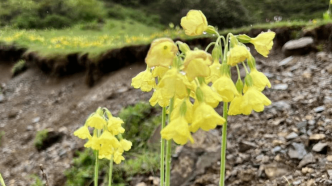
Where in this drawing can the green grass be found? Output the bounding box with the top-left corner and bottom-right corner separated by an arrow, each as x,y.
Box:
30,175 -> 43,186
34,130 -> 48,150
11,60 -> 26,76
0,131 -> 4,145
0,19 -> 187,57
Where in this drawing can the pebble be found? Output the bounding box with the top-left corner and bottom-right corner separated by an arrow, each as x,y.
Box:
272,146 -> 282,154
0,94 -> 5,103
327,155 -> 332,162
298,153 -> 315,168
286,132 -> 298,140
292,180 -> 302,185
279,56 -> 294,66
32,117 -> 40,123
328,170 -> 332,179
309,134 -> 326,141
273,84 -> 288,90
313,106 -> 325,113
288,142 -> 307,160
312,142 -> 328,153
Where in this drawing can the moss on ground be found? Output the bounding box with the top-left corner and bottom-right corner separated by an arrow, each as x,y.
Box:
34,130 -> 48,150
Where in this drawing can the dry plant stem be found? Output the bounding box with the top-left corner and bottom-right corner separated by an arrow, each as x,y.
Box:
109,157 -> 114,186
165,98 -> 175,186
219,102 -> 228,186
95,150 -> 99,186
0,173 -> 6,186
39,164 -> 49,186
160,107 -> 166,186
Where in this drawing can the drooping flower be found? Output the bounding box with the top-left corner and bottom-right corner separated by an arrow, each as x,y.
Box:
73,126 -> 91,140
152,66 -> 169,79
228,95 -> 244,115
113,150 -> 125,164
84,135 -> 100,150
157,68 -> 193,99
206,60 -> 221,84
149,89 -> 170,107
86,113 -> 107,130
145,38 -> 178,67
227,45 -> 250,66
181,10 -> 208,36
241,87 -> 272,115
161,116 -> 194,145
250,32 -> 275,57
199,83 -> 222,108
171,98 -> 193,123
183,50 -> 212,81
212,75 -> 239,102
191,102 -> 225,132
118,139 -> 132,153
131,69 -> 156,92
244,68 -> 271,92
99,130 -> 120,148
107,116 -> 125,135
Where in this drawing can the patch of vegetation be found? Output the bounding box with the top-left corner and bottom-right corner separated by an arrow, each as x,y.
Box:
34,130 -> 48,150
11,60 -> 27,77
0,131 -> 4,145
30,174 -> 43,186
65,102 -> 161,185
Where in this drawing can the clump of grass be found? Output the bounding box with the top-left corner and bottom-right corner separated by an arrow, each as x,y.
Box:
11,59 -> 27,77
0,131 -> 5,145
29,175 -> 43,186
34,130 -> 48,150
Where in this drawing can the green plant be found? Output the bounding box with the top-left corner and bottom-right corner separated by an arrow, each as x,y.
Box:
34,130 -> 48,150
30,175 -> 43,186
11,60 -> 27,77
0,172 -> 5,186
0,131 -> 4,145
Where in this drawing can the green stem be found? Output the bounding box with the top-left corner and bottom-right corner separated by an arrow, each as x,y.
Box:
94,150 -> 99,186
108,157 -> 113,186
219,102 -> 228,186
160,107 -> 167,186
235,65 -> 241,80
222,34 -> 230,63
0,172 -> 6,186
241,61 -> 249,74
205,42 -> 216,52
165,98 -> 174,186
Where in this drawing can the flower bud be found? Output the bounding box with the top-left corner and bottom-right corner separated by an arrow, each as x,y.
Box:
195,87 -> 204,102
212,46 -> 221,61
235,78 -> 244,94
244,74 -> 254,87
236,34 -> 251,43
247,54 -> 256,70
205,25 -> 217,34
176,41 -> 190,54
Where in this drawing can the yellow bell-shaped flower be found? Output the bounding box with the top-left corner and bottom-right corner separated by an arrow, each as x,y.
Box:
183,50 -> 212,81
149,89 -> 170,107
98,144 -> 115,160
157,68 -> 193,99
131,69 -> 156,92
84,135 -> 100,150
118,139 -> 132,153
191,102 -> 225,132
227,45 -> 250,66
107,116 -> 125,135
113,150 -> 125,164
86,113 -> 107,130
152,66 -> 169,79
244,68 -> 271,92
212,75 -> 239,102
228,95 -> 244,115
250,32 -> 275,57
99,130 -> 120,148
145,38 -> 178,67
73,126 -> 91,140
199,83 -> 222,108
206,60 -> 221,84
181,10 -> 208,36
171,98 -> 193,123
161,116 -> 194,145
241,87 -> 271,115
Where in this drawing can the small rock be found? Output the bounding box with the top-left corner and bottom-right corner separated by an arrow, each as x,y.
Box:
286,132 -> 298,140
288,142 -> 307,160
26,125 -> 33,131
273,84 -> 288,90
292,180 -> 302,185
239,141 -> 257,152
264,164 -> 289,179
116,87 -> 129,93
302,167 -> 314,174
282,37 -> 315,57
136,183 -> 147,186
32,117 -> 40,123
313,106 -> 325,113
279,56 -> 294,66
0,94 -> 5,103
7,109 -> 19,119
272,146 -> 282,154
328,170 -> 332,179
148,176 -> 160,186
312,142 -> 328,153
298,153 -> 315,168
306,179 -> 315,186
309,134 -> 326,141
297,121 -> 308,129
326,64 -> 332,74
327,155 -> 332,162
308,120 -> 315,125
271,101 -> 291,111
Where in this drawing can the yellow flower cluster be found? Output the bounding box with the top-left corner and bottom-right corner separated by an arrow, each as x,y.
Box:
131,10 -> 276,146
74,108 -> 132,164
